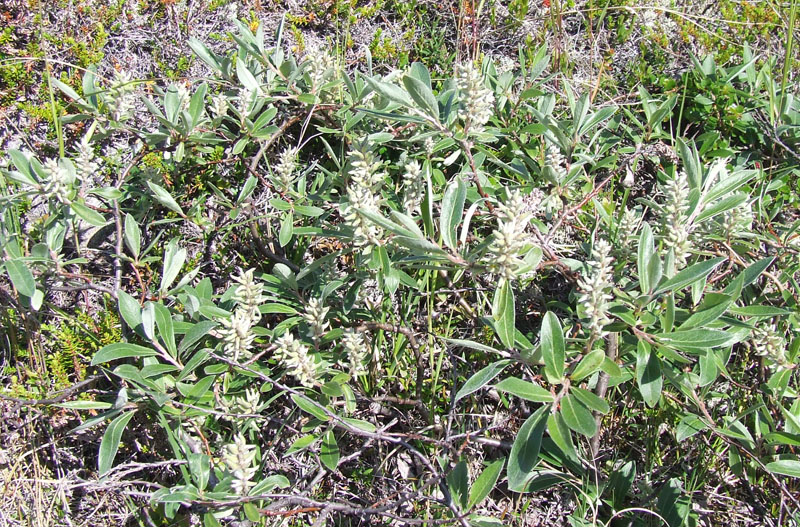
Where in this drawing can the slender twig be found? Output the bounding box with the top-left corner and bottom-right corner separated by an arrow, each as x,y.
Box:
590,332 -> 618,458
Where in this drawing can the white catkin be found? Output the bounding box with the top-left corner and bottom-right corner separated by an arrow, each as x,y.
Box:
752,324 -> 789,372
456,62 -> 494,133
348,138 -> 386,190
109,70 -> 135,121
218,309 -> 256,361
217,269 -> 266,361
274,147 -> 298,189
487,189 -> 532,280
274,333 -> 319,387
402,159 -> 424,215
302,297 -> 330,340
42,159 -> 72,204
304,47 -> 335,91
577,239 -> 615,338
661,171 -> 692,268
341,330 -> 368,377
222,434 -> 258,495
546,143 -> 567,182
342,183 -> 383,250
74,137 -> 98,183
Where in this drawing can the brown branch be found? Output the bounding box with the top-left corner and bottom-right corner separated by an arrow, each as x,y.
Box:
590,332 -> 618,458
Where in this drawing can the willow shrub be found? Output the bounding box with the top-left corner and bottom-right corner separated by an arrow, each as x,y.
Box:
2,18 -> 799,526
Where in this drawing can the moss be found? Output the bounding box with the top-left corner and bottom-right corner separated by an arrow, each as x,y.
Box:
41,307 -> 121,389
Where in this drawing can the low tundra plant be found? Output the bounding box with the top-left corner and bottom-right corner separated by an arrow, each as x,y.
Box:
2,17 -> 800,526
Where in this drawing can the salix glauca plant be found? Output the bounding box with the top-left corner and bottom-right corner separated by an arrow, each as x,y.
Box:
3,19 -> 799,527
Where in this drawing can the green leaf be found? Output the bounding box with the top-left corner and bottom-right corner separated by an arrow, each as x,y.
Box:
507,407 -> 548,491
738,256 -> 774,288
320,429 -> 340,471
291,394 -> 331,421
570,349 -> 605,381
5,259 -> 35,297
71,201 -> 107,227
454,360 -> 511,402
638,223 -> 655,293
440,177 -> 466,251
607,460 -> 636,510
286,434 -> 317,455
492,279 -> 515,349
468,458 -> 505,508
182,375 -> 215,399
55,401 -> 113,410
147,181 -> 184,216
141,302 -> 156,340
98,410 -> 136,475
444,338 -> 507,357
402,73 -> 439,120
259,303 -> 299,315
446,460 -> 469,510
153,302 -> 176,357
161,239 -> 186,293
279,211 -> 293,247
653,257 -> 725,295
547,412 -> 579,463
765,459 -> 800,478
636,341 -> 662,408
729,305 -> 792,317
560,394 -> 597,437
242,503 -> 259,522
249,474 -> 290,495
676,413 -> 708,441
364,76 -> 414,107
92,343 -> 158,365
117,290 -> 142,334
124,214 -> 141,260
679,293 -> 731,329
340,417 -> 377,433
653,329 -> 735,349
178,321 -> 217,355
236,176 -> 258,205
570,386 -> 610,414
494,377 -> 554,402
188,453 -> 211,491
236,57 -> 260,93
541,312 -> 565,383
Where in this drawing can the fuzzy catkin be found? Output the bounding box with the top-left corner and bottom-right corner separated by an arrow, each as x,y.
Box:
402,159 -> 424,215
274,333 -> 318,387
661,171 -> 692,268
42,159 -> 72,204
577,239 -> 615,338
302,298 -> 330,340
456,62 -> 494,133
487,189 -> 532,280
274,147 -> 298,189
546,143 -> 567,182
752,324 -> 789,372
342,330 -> 368,377
222,434 -> 258,495
74,138 -> 98,183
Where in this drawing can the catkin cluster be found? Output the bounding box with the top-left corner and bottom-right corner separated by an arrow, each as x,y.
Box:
217,269 -> 266,361
341,139 -> 385,250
